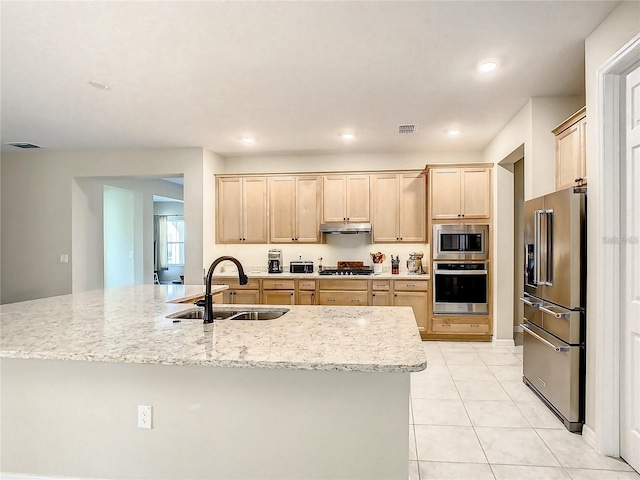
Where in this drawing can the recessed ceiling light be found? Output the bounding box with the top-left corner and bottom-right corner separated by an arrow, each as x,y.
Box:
447,129 -> 460,137
242,137 -> 256,145
88,80 -> 109,90
341,132 -> 355,140
479,62 -> 497,73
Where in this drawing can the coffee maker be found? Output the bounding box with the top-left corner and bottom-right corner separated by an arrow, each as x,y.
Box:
268,249 -> 283,273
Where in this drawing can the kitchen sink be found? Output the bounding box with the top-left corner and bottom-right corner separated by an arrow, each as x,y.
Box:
167,307 -> 289,321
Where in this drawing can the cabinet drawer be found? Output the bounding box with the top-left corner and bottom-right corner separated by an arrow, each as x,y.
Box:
297,280 -> 317,291
431,317 -> 490,334
318,279 -> 368,291
218,277 -> 261,289
263,290 -> 295,305
371,280 -> 390,291
318,291 -> 368,306
393,280 -> 428,291
262,279 -> 296,290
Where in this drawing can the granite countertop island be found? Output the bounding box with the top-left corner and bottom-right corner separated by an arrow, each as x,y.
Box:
0,284 -> 426,372
1,284 -> 426,480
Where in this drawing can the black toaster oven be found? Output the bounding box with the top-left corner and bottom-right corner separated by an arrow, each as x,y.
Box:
290,261 -> 314,273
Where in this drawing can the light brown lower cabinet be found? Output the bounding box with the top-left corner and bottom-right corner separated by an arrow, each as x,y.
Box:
318,291 -> 368,306
262,279 -> 296,305
219,277 -> 261,305
392,280 -> 428,333
371,279 -> 391,305
263,290 -> 295,305
371,291 -> 391,306
297,279 -> 317,305
318,278 -> 368,306
430,316 -> 490,334
223,290 -> 261,304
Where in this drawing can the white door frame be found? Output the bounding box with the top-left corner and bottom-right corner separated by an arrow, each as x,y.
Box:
594,33 -> 640,456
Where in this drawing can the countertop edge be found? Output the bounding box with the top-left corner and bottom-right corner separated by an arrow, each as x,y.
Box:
0,352 -> 428,373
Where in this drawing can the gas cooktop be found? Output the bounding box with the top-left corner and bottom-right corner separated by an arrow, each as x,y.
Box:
319,268 -> 373,276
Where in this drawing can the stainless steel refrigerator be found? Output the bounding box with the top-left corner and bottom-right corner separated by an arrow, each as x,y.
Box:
520,186 -> 586,433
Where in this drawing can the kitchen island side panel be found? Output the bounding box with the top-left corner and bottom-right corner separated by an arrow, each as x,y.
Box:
1,358 -> 410,480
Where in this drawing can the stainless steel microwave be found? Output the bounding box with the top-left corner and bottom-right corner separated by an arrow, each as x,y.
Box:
433,224 -> 489,260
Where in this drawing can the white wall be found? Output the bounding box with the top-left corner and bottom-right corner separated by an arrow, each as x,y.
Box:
2,358 -> 410,480
154,201 -> 184,215
222,151 -> 481,175
1,148 -> 204,304
481,97 -> 585,343
584,0 -> 640,437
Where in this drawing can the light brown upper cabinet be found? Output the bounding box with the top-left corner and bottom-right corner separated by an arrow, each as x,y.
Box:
322,174 -> 370,222
269,176 -> 321,243
429,166 -> 491,220
371,172 -> 426,242
216,176 -> 268,244
553,107 -> 586,190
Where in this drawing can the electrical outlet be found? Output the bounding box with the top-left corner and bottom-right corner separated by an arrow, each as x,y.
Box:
137,405 -> 152,429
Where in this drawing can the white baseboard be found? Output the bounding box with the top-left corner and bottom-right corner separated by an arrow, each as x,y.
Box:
582,424 -> 597,450
492,338 -> 515,347
581,424 -> 617,457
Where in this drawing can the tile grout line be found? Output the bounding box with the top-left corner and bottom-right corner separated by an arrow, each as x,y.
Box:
445,342 -> 494,470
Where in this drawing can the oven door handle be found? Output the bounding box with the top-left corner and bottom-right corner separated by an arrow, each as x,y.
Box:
520,324 -> 570,352
434,270 -> 488,275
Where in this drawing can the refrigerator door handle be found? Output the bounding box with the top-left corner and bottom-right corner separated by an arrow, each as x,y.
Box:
534,210 -> 541,286
545,209 -> 554,286
519,296 -> 542,307
539,305 -> 570,319
521,324 -> 570,352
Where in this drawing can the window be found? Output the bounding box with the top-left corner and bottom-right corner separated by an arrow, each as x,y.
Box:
167,216 -> 185,265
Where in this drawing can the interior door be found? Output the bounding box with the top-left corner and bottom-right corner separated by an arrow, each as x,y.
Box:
621,63 -> 640,473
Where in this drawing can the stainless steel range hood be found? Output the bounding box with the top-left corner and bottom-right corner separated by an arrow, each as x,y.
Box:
319,222 -> 372,235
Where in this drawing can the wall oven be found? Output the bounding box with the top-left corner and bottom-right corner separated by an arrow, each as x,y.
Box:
433,224 -> 489,260
433,262 -> 488,314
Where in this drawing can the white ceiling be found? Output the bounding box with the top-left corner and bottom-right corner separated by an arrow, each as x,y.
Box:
0,1 -> 618,157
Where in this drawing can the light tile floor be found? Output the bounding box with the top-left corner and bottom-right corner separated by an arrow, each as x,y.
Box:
409,341 -> 640,480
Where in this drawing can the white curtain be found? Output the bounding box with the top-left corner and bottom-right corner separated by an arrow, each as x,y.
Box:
154,215 -> 168,271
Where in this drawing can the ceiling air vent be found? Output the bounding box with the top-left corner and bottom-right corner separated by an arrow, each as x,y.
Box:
5,142 -> 41,149
398,124 -> 417,134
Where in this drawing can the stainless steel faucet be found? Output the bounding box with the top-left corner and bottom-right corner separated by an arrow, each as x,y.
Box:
203,256 -> 248,323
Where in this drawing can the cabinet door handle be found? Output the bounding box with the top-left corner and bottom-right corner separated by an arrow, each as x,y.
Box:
441,324 -> 451,327
372,293 -> 376,296
575,177 -> 584,182
274,283 -> 283,286
327,298 -> 335,302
